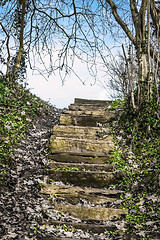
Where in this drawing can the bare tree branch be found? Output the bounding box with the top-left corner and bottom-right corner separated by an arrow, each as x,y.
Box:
130,0 -> 139,32
122,44 -> 135,109
0,22 -> 10,77
13,0 -> 26,77
105,0 -> 135,44
150,0 -> 160,34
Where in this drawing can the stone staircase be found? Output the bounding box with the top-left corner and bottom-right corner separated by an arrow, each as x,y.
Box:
39,98 -> 128,240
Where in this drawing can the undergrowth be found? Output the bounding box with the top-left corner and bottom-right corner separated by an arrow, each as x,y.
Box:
0,76 -> 50,187
109,100 -> 160,239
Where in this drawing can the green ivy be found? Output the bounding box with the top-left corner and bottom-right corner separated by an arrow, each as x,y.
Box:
0,76 -> 49,186
109,98 -> 160,239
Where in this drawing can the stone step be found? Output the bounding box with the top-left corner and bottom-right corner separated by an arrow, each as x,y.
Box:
46,98 -> 128,239
48,153 -> 111,164
50,162 -> 117,172
69,104 -> 110,111
74,98 -> 112,105
38,238 -> 71,240
38,238 -> 90,240
39,220 -> 117,234
41,184 -> 123,205
50,137 -> 114,154
59,112 -> 114,126
47,169 -> 125,188
52,125 -> 111,140
62,109 -> 114,117
37,238 -> 71,240
54,203 -> 128,221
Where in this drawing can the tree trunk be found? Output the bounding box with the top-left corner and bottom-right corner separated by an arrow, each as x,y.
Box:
137,49 -> 148,105
122,44 -> 136,109
12,0 -> 26,78
138,52 -> 148,82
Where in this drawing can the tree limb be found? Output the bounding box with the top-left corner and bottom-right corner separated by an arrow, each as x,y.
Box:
31,0 -> 71,39
13,0 -> 26,77
150,0 -> 160,34
105,0 -> 135,44
129,0 -> 138,31
122,44 -> 136,109
139,0 -> 147,40
0,22 -> 10,77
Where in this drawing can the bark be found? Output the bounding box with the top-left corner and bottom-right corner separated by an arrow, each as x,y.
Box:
135,1 -> 148,105
150,0 -> 160,34
147,0 -> 152,100
130,0 -> 139,33
154,24 -> 160,104
13,0 -> 26,78
122,44 -> 135,109
0,22 -> 10,78
105,0 -> 135,44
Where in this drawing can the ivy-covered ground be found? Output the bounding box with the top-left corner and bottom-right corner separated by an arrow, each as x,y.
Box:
0,77 -> 61,239
108,100 -> 160,240
0,77 -> 59,188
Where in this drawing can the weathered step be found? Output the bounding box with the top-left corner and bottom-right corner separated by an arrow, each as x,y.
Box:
48,152 -> 111,164
38,238 -> 90,240
38,238 -> 71,240
47,169 -> 125,188
50,137 -> 114,154
37,238 -> 72,240
52,125 -> 111,140
54,203 -> 128,221
60,111 -> 114,126
62,109 -> 114,117
74,98 -> 112,105
69,104 -> 110,111
39,220 -> 117,234
41,184 -> 123,205
50,162 -> 117,172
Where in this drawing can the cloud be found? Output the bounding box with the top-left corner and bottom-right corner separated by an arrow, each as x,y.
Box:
26,51 -> 112,108
27,73 -> 110,108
